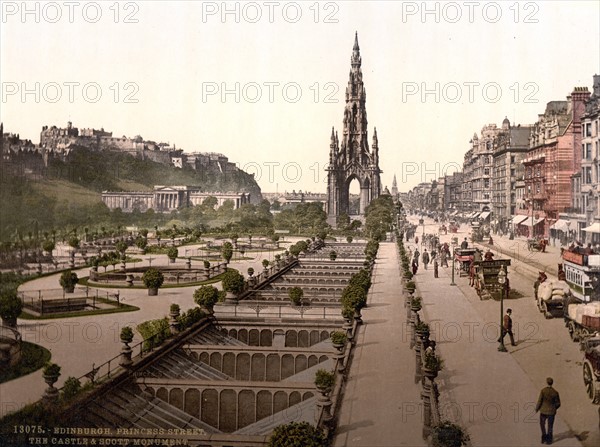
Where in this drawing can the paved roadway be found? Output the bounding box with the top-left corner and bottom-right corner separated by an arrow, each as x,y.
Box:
407,216 -> 599,447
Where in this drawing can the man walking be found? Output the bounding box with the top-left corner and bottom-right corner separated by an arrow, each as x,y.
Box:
535,377 -> 561,444
422,249 -> 430,270
498,308 -> 516,346
433,258 -> 439,278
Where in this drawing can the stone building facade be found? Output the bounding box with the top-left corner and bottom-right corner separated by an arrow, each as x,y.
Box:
102,186 -> 250,213
520,87 -> 590,238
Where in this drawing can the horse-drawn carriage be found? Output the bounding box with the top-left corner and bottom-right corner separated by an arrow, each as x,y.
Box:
473,259 -> 512,300
582,335 -> 600,404
527,238 -> 547,252
454,248 -> 478,277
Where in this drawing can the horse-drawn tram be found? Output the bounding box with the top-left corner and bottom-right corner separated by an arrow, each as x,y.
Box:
561,250 -> 600,341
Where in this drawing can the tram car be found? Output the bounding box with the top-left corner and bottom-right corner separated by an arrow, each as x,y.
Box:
561,250 -> 600,341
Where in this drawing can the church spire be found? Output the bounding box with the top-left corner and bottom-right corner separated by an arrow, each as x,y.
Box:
351,31 -> 361,68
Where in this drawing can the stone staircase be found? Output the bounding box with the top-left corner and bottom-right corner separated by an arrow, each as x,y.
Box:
185,325 -> 248,346
79,384 -> 219,434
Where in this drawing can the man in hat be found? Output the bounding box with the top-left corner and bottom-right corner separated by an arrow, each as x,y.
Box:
498,308 -> 516,346
535,377 -> 561,444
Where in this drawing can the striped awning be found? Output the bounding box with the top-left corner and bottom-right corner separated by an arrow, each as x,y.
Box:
520,217 -> 545,227
511,215 -> 529,225
479,211 -> 491,220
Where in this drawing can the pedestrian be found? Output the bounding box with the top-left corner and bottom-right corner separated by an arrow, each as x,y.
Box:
415,235 -> 419,245
498,308 -> 516,346
441,250 -> 448,268
433,258 -> 439,278
422,249 -> 430,270
535,377 -> 561,444
461,237 -> 468,249
411,257 -> 419,275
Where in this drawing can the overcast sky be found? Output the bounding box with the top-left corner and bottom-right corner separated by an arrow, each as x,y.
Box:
2,1 -> 599,195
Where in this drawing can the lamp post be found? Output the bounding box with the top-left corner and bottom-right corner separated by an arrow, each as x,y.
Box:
497,266 -> 507,352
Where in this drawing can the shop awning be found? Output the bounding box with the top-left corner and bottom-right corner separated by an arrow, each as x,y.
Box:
583,222 -> 600,233
511,215 -> 529,225
550,219 -> 570,232
472,212 -> 481,219
479,211 -> 491,220
520,217 -> 545,227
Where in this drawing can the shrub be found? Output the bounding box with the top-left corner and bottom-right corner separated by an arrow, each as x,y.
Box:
203,260 -> 211,269
288,287 -> 304,305
120,326 -> 134,342
167,247 -> 179,260
221,269 -> 245,294
137,318 -> 170,351
406,280 -> 416,290
0,288 -> 23,325
194,286 -> 220,308
59,271 -> 79,289
330,331 -> 347,345
247,267 -> 254,276
169,303 -> 180,314
68,236 -> 80,249
43,362 -> 61,377
61,377 -> 82,401
177,307 -> 204,330
329,250 -> 337,261
142,268 -> 164,289
341,285 -> 367,311
346,235 -> 353,243
414,321 -> 430,334
262,259 -> 270,268
268,422 -> 327,447
341,305 -> 355,319
410,296 -> 422,308
424,352 -> 444,372
314,369 -> 335,391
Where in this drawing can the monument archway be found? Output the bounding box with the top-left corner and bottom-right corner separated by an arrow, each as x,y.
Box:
326,33 -> 381,226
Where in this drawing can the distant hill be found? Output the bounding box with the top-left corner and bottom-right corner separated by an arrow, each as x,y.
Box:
0,147 -> 262,240
47,146 -> 261,198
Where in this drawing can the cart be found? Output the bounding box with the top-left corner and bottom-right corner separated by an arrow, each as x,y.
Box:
454,248 -> 477,277
581,334 -> 600,404
535,280 -> 568,318
527,238 -> 547,252
473,259 -> 512,300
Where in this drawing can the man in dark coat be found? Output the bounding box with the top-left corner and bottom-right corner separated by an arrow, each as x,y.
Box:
498,308 -> 516,346
535,377 -> 561,444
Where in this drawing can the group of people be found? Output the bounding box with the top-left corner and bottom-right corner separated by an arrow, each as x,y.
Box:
410,241 -> 453,279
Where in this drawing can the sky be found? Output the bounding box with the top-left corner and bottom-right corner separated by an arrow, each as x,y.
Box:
1,1 -> 599,195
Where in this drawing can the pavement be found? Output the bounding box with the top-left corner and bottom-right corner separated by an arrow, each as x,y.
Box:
405,216 -> 597,447
334,242 -> 427,447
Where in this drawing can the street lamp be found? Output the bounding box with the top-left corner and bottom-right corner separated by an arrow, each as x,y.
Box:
497,266 -> 507,352
450,240 -> 458,286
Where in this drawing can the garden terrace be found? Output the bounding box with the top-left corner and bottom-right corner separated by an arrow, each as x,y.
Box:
61,319 -> 338,443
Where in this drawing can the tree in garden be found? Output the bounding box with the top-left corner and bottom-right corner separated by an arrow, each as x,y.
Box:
221,241 -> 234,264
193,285 -> 221,312
0,287 -> 23,327
288,287 -> 304,305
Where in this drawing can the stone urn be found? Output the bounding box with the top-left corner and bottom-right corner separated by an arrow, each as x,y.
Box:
42,364 -> 61,404
119,328 -> 134,368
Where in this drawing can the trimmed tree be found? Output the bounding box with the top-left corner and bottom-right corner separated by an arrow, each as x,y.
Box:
59,270 -> 79,293
193,285 -> 220,313
221,269 -> 245,302
288,287 -> 304,306
221,242 -> 234,264
142,268 -> 164,295
167,247 -> 179,262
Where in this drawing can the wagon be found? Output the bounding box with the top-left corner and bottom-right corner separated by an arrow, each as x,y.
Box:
527,238 -> 547,252
473,259 -> 512,300
454,248 -> 477,277
581,335 -> 600,404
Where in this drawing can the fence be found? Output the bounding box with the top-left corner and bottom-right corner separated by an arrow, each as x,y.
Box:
19,287 -> 121,316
